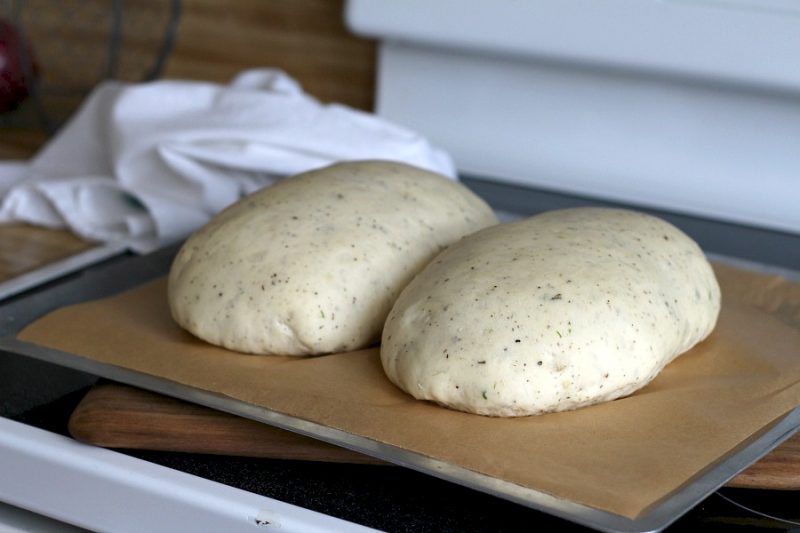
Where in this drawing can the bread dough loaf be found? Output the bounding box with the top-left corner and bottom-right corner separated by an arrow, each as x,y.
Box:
381,208 -> 721,416
168,160 -> 497,355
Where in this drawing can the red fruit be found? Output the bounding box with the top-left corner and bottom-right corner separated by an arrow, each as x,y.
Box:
0,17 -> 37,112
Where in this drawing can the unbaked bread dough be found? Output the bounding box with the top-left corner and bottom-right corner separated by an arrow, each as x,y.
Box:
168,160 -> 497,355
381,208 -> 721,417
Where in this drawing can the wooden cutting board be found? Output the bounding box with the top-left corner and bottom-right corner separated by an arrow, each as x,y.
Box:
69,382 -> 800,489
69,382 -> 383,465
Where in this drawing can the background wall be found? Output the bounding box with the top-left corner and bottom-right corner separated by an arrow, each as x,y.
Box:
165,0 -> 375,109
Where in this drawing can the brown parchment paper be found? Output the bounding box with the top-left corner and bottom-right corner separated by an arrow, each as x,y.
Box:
16,263 -> 800,519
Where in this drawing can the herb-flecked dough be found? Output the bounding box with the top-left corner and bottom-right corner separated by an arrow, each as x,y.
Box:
380,208 -> 721,417
167,160 -> 498,355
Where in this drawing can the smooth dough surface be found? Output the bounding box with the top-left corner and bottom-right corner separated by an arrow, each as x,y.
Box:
168,160 -> 497,355
381,208 -> 721,416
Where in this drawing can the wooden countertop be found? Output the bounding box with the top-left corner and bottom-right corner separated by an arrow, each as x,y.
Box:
0,224 -> 95,285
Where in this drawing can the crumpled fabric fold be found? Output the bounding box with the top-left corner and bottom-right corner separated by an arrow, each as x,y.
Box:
0,69 -> 455,252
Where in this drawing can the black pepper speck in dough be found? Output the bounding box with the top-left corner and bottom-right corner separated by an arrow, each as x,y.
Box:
380,208 -> 721,417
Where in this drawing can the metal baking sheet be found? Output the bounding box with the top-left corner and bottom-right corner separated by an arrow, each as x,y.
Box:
1,244 -> 799,533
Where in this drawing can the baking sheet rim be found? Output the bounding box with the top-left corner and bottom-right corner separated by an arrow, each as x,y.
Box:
2,335 -> 798,533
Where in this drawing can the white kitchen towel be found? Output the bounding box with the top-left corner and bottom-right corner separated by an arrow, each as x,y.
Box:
0,69 -> 455,252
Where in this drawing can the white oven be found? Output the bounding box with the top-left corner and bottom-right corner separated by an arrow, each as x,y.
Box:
348,0 -> 800,238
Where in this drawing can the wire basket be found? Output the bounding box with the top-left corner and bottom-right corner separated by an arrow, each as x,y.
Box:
0,0 -> 181,134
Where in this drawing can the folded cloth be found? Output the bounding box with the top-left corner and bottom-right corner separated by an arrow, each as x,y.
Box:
0,69 -> 455,252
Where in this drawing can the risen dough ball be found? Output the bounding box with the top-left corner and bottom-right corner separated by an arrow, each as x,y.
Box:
168,160 -> 497,355
381,208 -> 721,417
